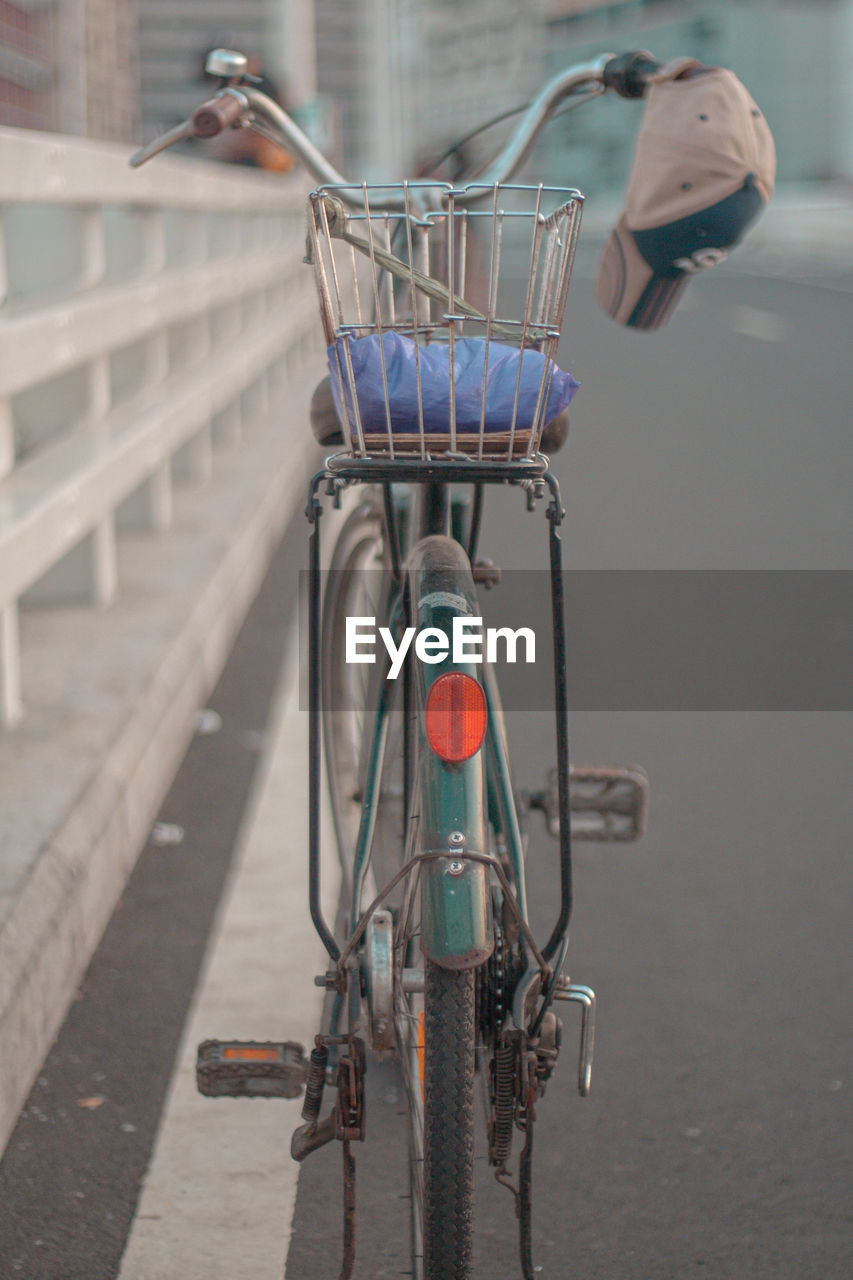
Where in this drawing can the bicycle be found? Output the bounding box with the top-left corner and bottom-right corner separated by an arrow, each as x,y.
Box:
132,47 -> 657,1280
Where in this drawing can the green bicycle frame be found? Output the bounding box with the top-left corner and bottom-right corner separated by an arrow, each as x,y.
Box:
340,490 -> 531,971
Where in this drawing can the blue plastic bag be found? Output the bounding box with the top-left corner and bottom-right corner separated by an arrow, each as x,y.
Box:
328,332 -> 578,437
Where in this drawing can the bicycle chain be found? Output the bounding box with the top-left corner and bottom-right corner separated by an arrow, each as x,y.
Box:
477,900 -> 508,1047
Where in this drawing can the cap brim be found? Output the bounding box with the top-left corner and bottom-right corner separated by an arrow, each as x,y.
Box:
595,216 -> 689,330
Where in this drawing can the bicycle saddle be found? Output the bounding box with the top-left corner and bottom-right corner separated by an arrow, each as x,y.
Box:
309,374 -> 569,454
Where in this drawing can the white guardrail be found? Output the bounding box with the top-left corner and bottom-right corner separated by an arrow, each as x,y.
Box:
0,126 -> 317,729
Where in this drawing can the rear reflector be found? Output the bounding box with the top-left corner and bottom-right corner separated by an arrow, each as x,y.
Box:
425,672 -> 486,763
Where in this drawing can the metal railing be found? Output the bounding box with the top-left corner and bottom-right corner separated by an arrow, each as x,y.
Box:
0,126 -> 317,728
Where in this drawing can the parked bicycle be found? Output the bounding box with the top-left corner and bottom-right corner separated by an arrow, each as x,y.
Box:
132,45 -> 772,1280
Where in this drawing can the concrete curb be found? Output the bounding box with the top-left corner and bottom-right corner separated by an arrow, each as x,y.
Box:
0,365 -> 324,1157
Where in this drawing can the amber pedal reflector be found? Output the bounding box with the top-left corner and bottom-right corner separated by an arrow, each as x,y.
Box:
223,1046 -> 278,1062
425,672 -> 487,763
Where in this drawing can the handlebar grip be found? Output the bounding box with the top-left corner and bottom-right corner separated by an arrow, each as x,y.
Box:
602,51 -> 661,99
192,92 -> 244,139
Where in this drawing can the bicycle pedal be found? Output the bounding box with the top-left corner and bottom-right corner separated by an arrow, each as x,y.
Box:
196,1039 -> 307,1099
527,765 -> 649,842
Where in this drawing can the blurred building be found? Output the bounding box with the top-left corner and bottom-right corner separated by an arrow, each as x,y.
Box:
313,0 -> 379,173
0,0 -> 138,142
313,0 -> 853,188
314,0 -> 549,178
397,0 -> 548,176
0,0 -> 53,130
538,0 -> 853,193
2,0 -> 850,179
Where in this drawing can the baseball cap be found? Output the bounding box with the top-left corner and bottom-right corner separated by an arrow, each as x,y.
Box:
596,58 -> 776,330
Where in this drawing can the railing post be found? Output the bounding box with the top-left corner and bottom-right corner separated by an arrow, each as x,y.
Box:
0,601 -> 23,729
174,209 -> 214,485
0,207 -> 8,306
85,342 -> 116,604
79,206 -> 106,289
0,399 -> 12,481
143,331 -> 174,525
174,312 -> 213,485
141,208 -> 166,275
0,212 -> 10,479
86,354 -> 111,423
24,521 -> 118,607
91,516 -> 118,607
116,330 -> 173,532
77,204 -> 117,603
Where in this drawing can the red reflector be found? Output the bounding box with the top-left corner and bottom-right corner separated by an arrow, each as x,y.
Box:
425,673 -> 486,763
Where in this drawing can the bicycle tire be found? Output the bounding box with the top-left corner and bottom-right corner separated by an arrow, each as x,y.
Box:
322,495 -> 388,889
422,959 -> 476,1280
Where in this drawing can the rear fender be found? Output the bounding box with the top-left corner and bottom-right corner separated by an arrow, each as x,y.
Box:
408,536 -> 493,970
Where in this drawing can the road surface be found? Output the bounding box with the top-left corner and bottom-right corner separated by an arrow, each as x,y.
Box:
1,262 -> 850,1279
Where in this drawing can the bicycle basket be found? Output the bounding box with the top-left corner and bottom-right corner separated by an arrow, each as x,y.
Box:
306,182 -> 583,460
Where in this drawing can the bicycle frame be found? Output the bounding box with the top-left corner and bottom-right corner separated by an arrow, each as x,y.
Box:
407,535 -> 493,968
306,454 -> 574,1020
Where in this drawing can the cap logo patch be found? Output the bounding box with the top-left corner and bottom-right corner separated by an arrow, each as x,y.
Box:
673,247 -> 729,273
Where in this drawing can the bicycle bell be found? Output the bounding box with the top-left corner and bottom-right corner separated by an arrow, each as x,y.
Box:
205,49 -> 248,81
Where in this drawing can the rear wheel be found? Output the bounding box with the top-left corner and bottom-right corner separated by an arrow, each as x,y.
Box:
423,960 -> 476,1279
396,953 -> 478,1280
322,496 -> 395,892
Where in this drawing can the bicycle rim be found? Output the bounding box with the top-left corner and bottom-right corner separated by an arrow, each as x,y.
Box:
322,495 -> 395,891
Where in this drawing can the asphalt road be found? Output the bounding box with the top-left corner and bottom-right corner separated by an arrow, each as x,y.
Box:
1,262 -> 850,1279
291,267 -> 853,1277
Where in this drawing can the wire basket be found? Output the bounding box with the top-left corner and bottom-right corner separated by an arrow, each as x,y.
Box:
306,182 -> 583,461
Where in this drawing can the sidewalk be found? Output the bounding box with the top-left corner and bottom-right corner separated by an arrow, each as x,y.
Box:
116,635 -> 337,1280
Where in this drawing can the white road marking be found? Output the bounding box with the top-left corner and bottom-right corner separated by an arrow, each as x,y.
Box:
728,304 -> 786,342
118,634 -> 339,1280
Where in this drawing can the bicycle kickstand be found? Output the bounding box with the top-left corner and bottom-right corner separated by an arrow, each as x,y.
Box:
337,1036 -> 365,1280
290,1031 -> 365,1280
518,1052 -> 539,1280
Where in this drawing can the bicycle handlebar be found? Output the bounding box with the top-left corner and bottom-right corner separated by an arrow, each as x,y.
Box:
129,48 -> 665,201
192,90 -> 245,139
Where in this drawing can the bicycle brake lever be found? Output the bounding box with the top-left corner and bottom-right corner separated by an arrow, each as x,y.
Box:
129,118 -> 195,168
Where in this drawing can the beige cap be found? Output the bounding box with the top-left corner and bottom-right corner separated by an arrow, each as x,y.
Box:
596,60 -> 776,330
